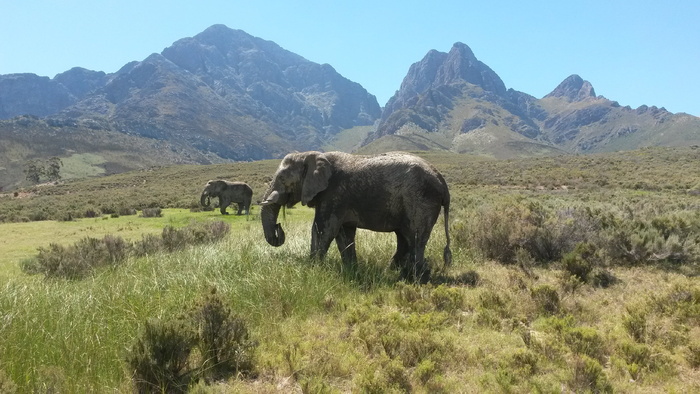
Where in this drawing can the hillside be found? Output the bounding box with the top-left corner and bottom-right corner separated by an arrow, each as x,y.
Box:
1,146 -> 699,392
365,44 -> 700,157
0,25 -> 380,190
2,26 -> 700,190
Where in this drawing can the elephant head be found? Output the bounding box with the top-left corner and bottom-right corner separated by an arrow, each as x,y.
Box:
200,180 -> 225,207
260,152 -> 331,247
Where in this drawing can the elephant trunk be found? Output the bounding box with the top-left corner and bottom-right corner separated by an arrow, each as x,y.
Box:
261,203 -> 285,247
200,192 -> 211,207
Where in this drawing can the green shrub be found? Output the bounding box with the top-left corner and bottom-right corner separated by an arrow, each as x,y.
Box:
686,342 -> 700,369
530,285 -> 560,316
452,270 -> 480,287
133,234 -> 163,257
192,289 -> 257,381
355,357 -> 412,394
84,208 -> 100,218
618,341 -> 669,376
478,289 -> 510,317
569,355 -> 612,393
430,285 -> 465,312
622,306 -> 648,343
564,327 -> 607,363
413,358 -> 440,385
126,319 -> 197,394
561,242 -> 596,282
141,207 -> 162,218
118,206 -> 138,216
28,235 -> 130,279
24,221 -> 230,279
509,348 -> 539,377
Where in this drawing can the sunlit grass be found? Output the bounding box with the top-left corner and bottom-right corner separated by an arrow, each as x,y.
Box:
1,148 -> 700,392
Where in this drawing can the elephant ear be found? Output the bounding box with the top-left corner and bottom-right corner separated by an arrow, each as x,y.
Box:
301,153 -> 331,205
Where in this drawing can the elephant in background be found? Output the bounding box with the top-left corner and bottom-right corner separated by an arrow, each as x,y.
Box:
200,180 -> 253,215
260,151 -> 451,283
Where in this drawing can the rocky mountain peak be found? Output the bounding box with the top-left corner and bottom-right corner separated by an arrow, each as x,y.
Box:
392,42 -> 506,103
53,67 -> 108,98
545,74 -> 597,101
436,42 -> 506,96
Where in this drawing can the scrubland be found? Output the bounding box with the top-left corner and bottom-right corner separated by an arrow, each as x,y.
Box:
0,147 -> 699,392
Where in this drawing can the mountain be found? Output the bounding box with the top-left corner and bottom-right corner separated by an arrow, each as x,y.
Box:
2,27 -> 700,191
0,25 -> 381,189
363,43 -> 700,157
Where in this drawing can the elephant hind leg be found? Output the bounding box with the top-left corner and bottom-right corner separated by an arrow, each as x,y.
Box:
391,232 -> 410,270
335,225 -> 357,264
396,230 -> 431,284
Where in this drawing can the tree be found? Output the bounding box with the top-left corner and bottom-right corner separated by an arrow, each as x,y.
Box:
24,160 -> 44,184
45,157 -> 63,181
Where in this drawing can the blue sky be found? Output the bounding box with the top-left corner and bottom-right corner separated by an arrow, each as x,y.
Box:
2,1 -> 698,116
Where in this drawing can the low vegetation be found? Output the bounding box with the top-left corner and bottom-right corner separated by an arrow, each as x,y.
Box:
0,147 -> 699,392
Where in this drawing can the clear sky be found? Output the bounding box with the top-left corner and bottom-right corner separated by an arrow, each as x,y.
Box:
1,1 -> 698,116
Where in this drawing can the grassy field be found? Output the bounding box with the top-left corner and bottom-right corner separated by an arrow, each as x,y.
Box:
1,147 -> 699,392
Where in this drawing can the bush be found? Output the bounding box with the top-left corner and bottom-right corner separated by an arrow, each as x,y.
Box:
26,235 -> 130,279
133,234 -> 163,257
126,319 -> 197,394
118,206 -> 138,216
457,201 -> 600,265
355,357 -> 412,393
141,208 -> 162,218
84,208 -> 100,218
686,342 -> 700,369
126,290 -> 258,391
569,355 -> 612,393
192,289 -> 257,381
23,221 -> 230,279
561,243 -> 596,282
430,285 -> 465,312
564,327 -> 607,363
530,285 -> 560,316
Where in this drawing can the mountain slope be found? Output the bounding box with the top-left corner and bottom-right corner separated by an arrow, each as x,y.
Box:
0,25 -> 382,189
363,43 -> 700,157
58,25 -> 381,160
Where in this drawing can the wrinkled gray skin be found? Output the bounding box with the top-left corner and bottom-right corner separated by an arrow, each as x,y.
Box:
260,151 -> 451,283
200,180 -> 253,215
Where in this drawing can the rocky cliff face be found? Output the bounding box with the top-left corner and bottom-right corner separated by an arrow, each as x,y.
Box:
367,42 -> 700,156
1,25 -> 381,162
0,74 -> 77,118
544,74 -> 597,101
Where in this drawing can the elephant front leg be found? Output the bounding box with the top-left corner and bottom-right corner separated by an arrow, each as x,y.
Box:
310,217 -> 337,260
219,198 -> 230,215
335,225 -> 357,264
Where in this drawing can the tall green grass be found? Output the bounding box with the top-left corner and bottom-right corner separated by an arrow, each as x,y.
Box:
2,147 -> 700,392
0,217 -> 365,391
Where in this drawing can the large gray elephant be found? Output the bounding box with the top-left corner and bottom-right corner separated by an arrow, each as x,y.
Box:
200,180 -> 253,215
260,151 -> 451,283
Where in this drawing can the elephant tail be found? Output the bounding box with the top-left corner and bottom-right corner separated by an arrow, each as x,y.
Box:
442,194 -> 452,267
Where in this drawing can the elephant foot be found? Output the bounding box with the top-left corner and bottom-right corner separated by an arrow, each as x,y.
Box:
400,264 -> 431,284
